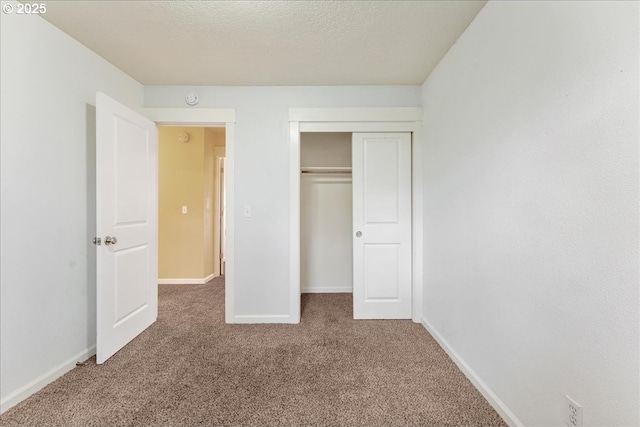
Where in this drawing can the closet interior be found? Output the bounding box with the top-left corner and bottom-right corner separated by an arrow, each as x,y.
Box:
300,132 -> 353,294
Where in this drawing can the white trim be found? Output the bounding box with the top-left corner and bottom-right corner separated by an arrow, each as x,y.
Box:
233,315 -> 293,324
289,121 -> 301,324
300,122 -> 418,133
224,122 -> 235,323
301,286 -> 352,293
420,317 -> 523,427
289,108 -> 423,323
158,273 -> 217,285
140,108 -> 235,324
141,108 -> 235,125
290,108 -> 422,123
0,346 -> 96,414
411,125 -> 424,323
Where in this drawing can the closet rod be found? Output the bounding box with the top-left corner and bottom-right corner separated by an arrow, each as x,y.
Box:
301,170 -> 352,174
301,167 -> 352,174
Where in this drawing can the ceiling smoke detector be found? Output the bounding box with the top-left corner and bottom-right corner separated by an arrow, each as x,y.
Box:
185,92 -> 199,106
178,132 -> 190,143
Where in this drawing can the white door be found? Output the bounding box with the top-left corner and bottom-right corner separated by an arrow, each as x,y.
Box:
96,92 -> 158,364
352,133 -> 411,319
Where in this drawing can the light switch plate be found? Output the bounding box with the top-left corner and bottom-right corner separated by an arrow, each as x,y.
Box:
243,205 -> 251,218
182,206 -> 188,214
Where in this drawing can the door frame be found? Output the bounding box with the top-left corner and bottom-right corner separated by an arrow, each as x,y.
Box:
289,108 -> 423,323
141,108 -> 236,323
217,155 -> 226,276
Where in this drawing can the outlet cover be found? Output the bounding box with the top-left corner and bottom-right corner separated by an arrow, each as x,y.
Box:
565,395 -> 583,427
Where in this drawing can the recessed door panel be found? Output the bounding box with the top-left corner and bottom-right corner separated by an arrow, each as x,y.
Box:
364,140 -> 399,224
363,243 -> 399,300
115,119 -> 148,225
114,245 -> 149,325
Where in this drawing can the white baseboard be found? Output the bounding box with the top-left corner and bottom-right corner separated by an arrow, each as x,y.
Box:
0,345 -> 96,414
301,286 -> 352,293
158,273 -> 217,285
232,315 -> 294,324
420,317 -> 523,427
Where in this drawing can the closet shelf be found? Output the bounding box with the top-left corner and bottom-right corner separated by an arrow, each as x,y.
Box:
301,166 -> 352,174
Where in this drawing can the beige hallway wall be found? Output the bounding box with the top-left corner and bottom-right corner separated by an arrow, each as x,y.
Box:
159,126 -> 205,279
159,126 -> 225,281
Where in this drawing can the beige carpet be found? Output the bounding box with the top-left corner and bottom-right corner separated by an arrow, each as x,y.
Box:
0,277 -> 505,426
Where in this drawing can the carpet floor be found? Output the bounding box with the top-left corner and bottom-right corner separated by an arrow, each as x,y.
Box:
0,277 -> 505,426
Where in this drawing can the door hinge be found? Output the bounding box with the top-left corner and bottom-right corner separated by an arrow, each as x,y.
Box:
93,237 -> 102,246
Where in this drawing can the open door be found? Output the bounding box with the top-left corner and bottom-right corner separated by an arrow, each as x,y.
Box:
352,133 -> 411,319
96,93 -> 158,364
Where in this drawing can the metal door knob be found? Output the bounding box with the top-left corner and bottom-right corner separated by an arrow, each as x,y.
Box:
105,236 -> 118,245
355,231 -> 362,237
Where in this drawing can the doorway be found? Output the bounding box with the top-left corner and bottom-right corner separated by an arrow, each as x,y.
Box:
156,126 -> 226,284
141,107 -> 236,323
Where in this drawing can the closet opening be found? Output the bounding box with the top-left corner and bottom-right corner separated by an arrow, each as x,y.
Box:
300,132 -> 353,295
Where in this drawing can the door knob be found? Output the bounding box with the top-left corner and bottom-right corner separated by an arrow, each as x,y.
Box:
105,236 -> 118,245
355,231 -> 362,237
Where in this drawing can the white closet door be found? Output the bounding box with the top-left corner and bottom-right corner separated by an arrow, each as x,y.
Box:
352,133 -> 411,319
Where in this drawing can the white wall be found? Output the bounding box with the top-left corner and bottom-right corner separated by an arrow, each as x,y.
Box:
144,86 -> 421,316
420,1 -> 639,426
0,11 -> 143,410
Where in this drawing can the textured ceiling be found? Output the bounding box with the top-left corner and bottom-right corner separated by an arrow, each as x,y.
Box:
41,1 -> 487,86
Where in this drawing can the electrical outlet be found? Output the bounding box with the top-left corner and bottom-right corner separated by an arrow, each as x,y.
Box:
566,395 -> 583,427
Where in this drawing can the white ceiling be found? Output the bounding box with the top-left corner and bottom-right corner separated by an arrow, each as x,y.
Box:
41,1 -> 487,86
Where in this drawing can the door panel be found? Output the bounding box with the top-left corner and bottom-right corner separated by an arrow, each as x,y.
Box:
114,122 -> 148,223
364,140 -> 399,224
113,246 -> 149,324
96,92 -> 158,364
364,243 -> 399,300
353,133 -> 411,319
